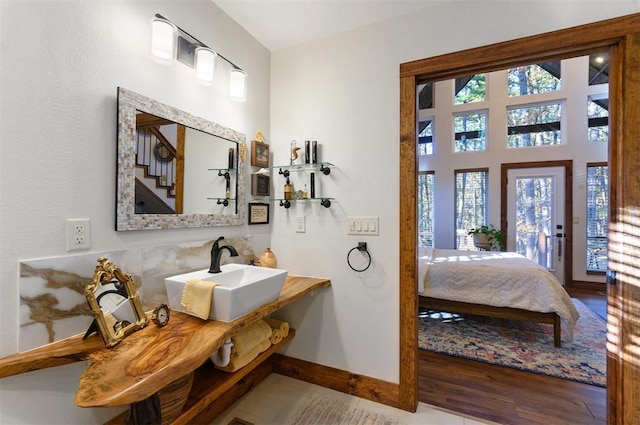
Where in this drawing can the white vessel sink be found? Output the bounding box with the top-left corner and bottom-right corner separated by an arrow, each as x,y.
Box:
165,264 -> 288,322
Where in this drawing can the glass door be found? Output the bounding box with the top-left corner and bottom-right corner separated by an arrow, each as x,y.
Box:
507,166 -> 565,284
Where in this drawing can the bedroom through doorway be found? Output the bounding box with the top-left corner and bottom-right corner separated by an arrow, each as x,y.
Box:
411,35 -> 611,425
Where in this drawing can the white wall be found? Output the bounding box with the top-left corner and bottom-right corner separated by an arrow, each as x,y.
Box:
269,0 -> 638,384
0,1 -> 270,423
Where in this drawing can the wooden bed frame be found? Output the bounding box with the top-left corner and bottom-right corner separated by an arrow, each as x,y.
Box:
419,296 -> 562,348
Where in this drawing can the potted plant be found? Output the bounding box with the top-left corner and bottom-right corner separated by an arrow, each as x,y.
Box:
467,224 -> 505,251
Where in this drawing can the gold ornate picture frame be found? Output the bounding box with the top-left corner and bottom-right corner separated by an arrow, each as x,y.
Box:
84,258 -> 148,347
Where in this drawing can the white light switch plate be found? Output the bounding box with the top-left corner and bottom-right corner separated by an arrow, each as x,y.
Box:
296,216 -> 306,233
347,216 -> 379,235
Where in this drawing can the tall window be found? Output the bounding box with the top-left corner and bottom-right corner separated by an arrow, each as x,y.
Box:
418,119 -> 434,155
455,169 -> 488,250
587,163 -> 608,272
507,61 -> 561,96
507,103 -> 562,148
418,172 -> 435,247
454,111 -> 487,152
588,97 -> 609,143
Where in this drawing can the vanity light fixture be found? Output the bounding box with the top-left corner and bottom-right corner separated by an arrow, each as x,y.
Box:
229,68 -> 247,102
151,17 -> 177,64
151,13 -> 247,100
195,47 -> 217,85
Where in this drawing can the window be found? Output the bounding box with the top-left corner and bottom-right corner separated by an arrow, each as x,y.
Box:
589,53 -> 609,86
454,74 -> 486,104
588,97 -> 609,143
418,172 -> 435,247
418,119 -> 433,155
418,82 -> 434,109
586,163 -> 608,272
455,169 -> 488,250
507,61 -> 561,96
507,103 -> 562,148
454,112 -> 487,152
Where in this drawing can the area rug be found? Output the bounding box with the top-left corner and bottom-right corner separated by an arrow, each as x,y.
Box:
288,395 -> 406,425
418,299 -> 606,387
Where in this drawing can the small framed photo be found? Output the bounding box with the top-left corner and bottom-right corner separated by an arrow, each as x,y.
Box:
251,173 -> 271,196
248,202 -> 270,225
251,140 -> 270,167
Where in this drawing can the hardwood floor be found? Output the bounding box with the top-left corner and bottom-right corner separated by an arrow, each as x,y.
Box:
418,288 -> 607,425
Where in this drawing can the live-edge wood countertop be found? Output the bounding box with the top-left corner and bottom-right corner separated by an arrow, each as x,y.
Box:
0,276 -> 330,408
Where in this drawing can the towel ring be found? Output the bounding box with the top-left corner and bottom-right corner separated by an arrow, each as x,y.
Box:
347,242 -> 372,272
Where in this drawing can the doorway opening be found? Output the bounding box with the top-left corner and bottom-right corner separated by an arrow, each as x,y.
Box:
399,13 -> 640,423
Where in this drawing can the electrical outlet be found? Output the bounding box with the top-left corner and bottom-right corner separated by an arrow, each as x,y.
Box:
296,216 -> 306,233
67,218 -> 91,251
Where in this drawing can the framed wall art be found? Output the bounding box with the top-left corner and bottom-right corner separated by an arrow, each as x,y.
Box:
251,173 -> 271,196
248,202 -> 270,225
251,140 -> 270,167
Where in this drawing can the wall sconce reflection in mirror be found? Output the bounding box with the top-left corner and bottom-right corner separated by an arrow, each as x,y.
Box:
83,258 -> 148,347
151,14 -> 247,101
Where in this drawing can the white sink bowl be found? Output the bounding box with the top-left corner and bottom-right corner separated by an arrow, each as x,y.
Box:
164,264 -> 288,322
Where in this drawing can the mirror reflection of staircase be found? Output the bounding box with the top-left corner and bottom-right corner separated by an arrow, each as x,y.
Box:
134,112 -> 183,214
135,179 -> 174,214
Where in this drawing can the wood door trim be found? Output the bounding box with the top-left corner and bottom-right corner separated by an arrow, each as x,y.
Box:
399,74 -> 419,412
399,13 -> 640,422
500,161 -> 573,285
400,14 -> 640,80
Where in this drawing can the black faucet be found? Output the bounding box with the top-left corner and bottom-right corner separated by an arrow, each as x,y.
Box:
208,237 -> 239,273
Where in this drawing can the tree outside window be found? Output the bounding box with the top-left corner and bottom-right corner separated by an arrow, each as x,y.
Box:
455,74 -> 486,105
455,170 -> 488,250
587,164 -> 608,272
418,172 -> 435,247
588,97 -> 609,143
508,62 -> 561,96
454,112 -> 486,152
507,103 -> 562,148
418,119 -> 434,155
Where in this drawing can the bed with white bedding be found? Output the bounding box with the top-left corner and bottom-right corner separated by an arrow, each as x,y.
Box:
418,248 -> 580,347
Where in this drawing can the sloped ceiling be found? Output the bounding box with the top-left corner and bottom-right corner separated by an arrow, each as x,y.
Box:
213,0 -> 448,51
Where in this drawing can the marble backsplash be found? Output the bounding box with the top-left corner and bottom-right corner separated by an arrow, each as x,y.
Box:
18,236 -> 266,352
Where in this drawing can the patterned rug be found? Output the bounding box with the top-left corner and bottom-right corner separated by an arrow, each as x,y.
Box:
288,395 -> 406,425
418,299 -> 606,387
